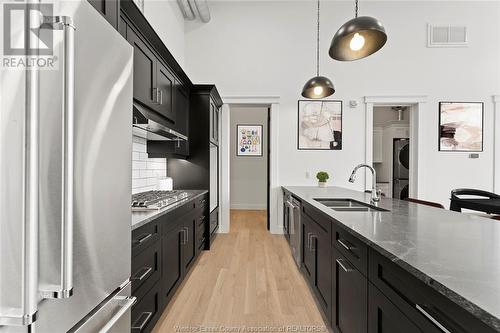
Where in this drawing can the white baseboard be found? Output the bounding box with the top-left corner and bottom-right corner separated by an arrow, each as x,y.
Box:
230,204 -> 267,210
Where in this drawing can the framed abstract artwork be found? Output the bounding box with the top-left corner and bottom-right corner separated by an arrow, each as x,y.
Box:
439,102 -> 483,152
237,124 -> 263,156
298,100 -> 343,150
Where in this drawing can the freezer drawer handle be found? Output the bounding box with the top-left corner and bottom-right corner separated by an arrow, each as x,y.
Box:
132,312 -> 153,332
39,14 -> 76,300
98,296 -> 136,333
132,267 -> 153,282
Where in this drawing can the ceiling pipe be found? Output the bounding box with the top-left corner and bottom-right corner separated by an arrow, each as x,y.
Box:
177,0 -> 196,20
189,0 -> 211,23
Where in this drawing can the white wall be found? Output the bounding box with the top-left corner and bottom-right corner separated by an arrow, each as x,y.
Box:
143,0 -> 186,66
185,1 -> 500,207
132,128 -> 168,194
230,106 -> 268,210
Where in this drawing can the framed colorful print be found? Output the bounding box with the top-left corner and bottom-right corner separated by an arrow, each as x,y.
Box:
298,100 -> 343,150
439,102 -> 484,152
237,125 -> 263,156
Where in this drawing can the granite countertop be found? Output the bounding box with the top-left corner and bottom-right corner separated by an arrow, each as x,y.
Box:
131,190 -> 208,230
283,186 -> 500,331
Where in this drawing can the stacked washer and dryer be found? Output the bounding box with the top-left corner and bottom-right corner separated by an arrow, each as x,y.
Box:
393,138 -> 410,200
373,106 -> 410,200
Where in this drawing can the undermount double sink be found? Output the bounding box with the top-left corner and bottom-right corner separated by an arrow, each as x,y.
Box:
314,198 -> 389,212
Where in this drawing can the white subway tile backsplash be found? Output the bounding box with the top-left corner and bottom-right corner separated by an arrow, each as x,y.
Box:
131,133 -> 168,194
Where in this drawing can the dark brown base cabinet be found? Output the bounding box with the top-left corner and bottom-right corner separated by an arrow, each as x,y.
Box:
131,194 -> 208,333
332,246 -> 367,333
301,206 -> 332,324
291,195 -> 498,333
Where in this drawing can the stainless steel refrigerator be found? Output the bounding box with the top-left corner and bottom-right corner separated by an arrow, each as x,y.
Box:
0,1 -> 134,332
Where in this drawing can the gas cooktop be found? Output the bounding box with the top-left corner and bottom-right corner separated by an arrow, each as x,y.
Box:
131,190 -> 189,211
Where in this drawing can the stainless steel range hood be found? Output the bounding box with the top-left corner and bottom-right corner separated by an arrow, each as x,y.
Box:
133,102 -> 187,141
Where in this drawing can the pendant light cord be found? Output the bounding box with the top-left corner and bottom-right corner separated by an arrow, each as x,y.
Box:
316,0 -> 320,76
355,0 -> 359,18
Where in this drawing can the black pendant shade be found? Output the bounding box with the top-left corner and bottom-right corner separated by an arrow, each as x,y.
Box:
301,76 -> 335,99
301,0 -> 335,99
329,15 -> 387,61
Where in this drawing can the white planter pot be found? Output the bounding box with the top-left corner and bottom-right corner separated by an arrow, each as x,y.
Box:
318,182 -> 327,188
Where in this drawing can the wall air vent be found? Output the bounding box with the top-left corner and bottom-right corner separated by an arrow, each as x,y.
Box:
427,24 -> 468,47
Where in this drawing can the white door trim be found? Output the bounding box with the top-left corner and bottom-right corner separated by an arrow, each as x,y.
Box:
364,95 -> 427,198
220,96 -> 281,234
493,95 -> 500,193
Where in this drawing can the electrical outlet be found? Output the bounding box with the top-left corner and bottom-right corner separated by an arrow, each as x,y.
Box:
305,171 -> 310,179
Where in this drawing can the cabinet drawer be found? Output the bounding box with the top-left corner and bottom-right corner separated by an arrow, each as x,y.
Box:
369,249 -> 496,333
333,225 -> 367,275
161,202 -> 197,235
131,238 -> 161,294
194,194 -> 208,210
132,221 -> 160,257
131,282 -> 162,333
197,212 -> 207,227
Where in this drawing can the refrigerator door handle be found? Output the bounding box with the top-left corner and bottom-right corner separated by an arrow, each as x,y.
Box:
97,296 -> 136,333
0,16 -> 40,326
40,15 -> 76,300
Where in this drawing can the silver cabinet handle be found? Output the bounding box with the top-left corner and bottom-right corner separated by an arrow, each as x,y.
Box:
159,90 -> 163,105
136,233 -> 152,245
337,238 -> 354,252
152,88 -> 158,104
131,311 -> 153,332
185,227 -> 189,243
307,232 -> 312,251
416,305 -> 451,333
336,258 -> 354,272
310,235 -> 317,252
39,14 -> 75,300
132,267 -> 153,281
99,296 -> 136,333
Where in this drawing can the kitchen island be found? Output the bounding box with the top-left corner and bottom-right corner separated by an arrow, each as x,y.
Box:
283,186 -> 500,333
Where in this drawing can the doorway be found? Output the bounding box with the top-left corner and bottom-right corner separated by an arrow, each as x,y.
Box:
229,105 -> 271,230
365,95 -> 427,199
372,106 -> 410,199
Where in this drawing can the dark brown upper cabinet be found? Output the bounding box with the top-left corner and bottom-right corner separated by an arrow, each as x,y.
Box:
88,0 -> 119,29
156,62 -> 175,123
126,25 -> 158,112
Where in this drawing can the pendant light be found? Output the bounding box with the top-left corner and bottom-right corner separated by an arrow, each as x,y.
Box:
301,0 -> 335,99
329,0 -> 387,61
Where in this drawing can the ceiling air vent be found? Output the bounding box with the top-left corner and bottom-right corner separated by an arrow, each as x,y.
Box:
427,24 -> 468,48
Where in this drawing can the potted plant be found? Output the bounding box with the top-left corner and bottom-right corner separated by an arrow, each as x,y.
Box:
316,171 -> 329,188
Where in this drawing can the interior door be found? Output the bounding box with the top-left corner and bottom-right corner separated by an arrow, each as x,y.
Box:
127,25 -> 157,111
156,62 -> 175,123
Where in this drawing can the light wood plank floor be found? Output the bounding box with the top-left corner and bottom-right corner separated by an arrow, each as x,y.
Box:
152,210 -> 327,332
